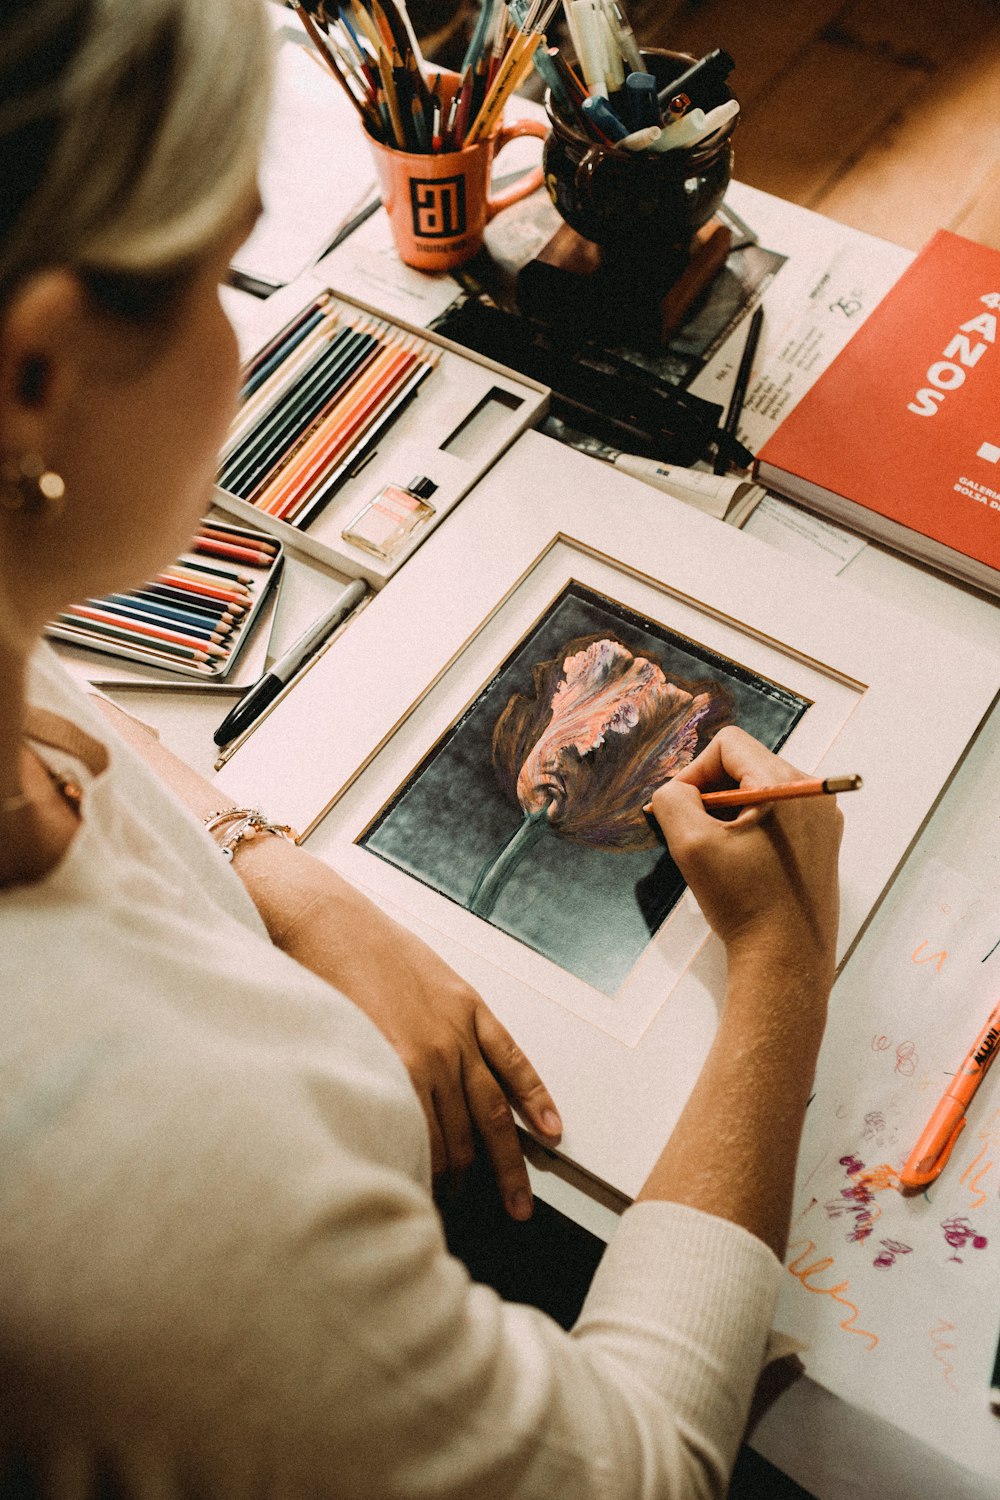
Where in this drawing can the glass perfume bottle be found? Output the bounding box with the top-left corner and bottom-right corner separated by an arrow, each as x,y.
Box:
342,475 -> 437,559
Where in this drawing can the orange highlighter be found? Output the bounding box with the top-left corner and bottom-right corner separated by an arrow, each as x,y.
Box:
899,995 -> 1000,1191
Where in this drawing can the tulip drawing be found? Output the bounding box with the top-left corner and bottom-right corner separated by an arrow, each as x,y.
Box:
467,632 -> 732,918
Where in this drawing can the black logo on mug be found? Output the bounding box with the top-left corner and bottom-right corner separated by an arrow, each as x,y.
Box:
410,174 -> 466,238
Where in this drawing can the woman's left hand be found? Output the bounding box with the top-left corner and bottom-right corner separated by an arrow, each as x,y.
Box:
262,847 -> 562,1220
91,699 -> 562,1219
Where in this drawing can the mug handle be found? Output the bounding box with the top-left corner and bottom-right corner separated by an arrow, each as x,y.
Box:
485,118 -> 549,220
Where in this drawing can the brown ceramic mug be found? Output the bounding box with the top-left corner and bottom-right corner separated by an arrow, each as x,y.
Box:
542,50 -> 735,276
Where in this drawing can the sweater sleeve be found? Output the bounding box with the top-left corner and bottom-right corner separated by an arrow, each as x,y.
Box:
1,1035 -> 781,1500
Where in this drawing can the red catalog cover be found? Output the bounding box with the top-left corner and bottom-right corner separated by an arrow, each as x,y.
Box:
755,230 -> 1000,595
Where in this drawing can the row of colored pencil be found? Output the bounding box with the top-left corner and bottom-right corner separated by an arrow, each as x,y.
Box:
291,0 -> 558,153
218,292 -> 440,527
48,522 -> 282,678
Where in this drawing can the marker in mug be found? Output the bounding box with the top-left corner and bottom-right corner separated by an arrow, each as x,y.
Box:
618,124 -> 662,151
655,47 -> 734,111
624,70 -> 660,129
651,99 -> 739,152
582,94 -> 629,141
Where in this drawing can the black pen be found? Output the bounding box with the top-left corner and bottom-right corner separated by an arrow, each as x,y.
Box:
213,577 -> 367,746
714,303 -> 763,475
656,48 -> 734,111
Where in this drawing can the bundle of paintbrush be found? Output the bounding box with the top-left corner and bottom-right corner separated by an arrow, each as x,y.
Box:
291,0 -> 560,152
522,0 -> 738,155
47,520 -> 283,678
218,290 -> 440,527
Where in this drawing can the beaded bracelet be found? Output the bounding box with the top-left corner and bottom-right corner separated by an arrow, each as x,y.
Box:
203,806 -> 299,861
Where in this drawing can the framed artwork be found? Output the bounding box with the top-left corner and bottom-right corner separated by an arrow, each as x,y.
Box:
220,432 -> 999,1195
359,580 -> 809,996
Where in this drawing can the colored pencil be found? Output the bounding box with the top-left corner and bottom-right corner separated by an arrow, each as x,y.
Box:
254,338 -> 431,520
221,324 -> 378,492
293,0 -> 558,152
83,596 -> 233,642
253,336 -> 417,515
699,774 -> 862,809
290,356 -> 436,526
220,295 -> 441,532
192,537 -> 279,567
226,331 -> 382,499
48,518 -> 282,678
275,346 -> 425,519
106,592 -> 237,631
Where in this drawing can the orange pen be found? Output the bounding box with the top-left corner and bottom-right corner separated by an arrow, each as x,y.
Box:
899,995 -> 1000,1191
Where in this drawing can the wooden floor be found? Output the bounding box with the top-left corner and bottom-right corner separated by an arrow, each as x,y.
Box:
421,0 -> 1000,252
630,0 -> 1000,251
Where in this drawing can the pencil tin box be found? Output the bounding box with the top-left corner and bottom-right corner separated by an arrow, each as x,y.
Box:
46,518 -> 284,680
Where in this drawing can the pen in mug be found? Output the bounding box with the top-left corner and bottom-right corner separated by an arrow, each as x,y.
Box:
607,0 -> 642,75
899,995 -> 1000,1191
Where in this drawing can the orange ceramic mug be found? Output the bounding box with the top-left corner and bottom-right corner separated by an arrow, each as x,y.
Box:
365,75 -> 547,271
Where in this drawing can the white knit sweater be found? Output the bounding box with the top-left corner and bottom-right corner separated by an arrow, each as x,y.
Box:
0,647 -> 782,1499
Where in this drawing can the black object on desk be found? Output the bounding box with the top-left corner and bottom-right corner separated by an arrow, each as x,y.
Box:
431,298 -> 724,468
655,47 -> 735,111
713,302 -> 763,474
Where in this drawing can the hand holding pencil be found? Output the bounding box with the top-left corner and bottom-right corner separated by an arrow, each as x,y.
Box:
647,726 -> 844,979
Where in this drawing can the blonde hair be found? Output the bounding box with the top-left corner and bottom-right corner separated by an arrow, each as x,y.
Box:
0,0 -> 272,301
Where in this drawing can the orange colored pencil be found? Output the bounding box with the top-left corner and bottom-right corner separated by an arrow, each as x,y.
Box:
196,525 -> 277,553
699,774 -> 862,809
192,538 -> 276,567
253,338 -> 416,516
268,346 -> 418,520
281,352 -> 426,523
247,338 -> 402,514
63,604 -> 227,656
155,571 -> 250,607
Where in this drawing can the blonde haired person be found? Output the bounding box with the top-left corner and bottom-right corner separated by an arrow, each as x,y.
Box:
0,2 -> 842,1496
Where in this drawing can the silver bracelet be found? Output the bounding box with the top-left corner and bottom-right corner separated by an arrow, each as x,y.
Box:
203,806 -> 299,862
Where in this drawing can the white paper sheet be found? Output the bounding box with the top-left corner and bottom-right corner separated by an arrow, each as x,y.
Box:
777,857 -> 1000,1483
743,493 -> 867,574
231,21 -> 377,288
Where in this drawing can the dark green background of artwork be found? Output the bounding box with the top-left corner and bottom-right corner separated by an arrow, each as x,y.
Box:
359,583 -> 808,994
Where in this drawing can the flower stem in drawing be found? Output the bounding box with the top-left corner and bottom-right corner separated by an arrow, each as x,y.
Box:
467,805 -> 552,918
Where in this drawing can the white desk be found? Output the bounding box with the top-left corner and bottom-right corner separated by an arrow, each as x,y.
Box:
76,180 -> 1000,1500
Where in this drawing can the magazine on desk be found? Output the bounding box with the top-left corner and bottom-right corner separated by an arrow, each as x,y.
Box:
216,431 -> 1000,1198
755,230 -> 1000,596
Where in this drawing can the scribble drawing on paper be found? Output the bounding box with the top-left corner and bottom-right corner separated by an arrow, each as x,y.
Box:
929,1318 -> 960,1391
786,1239 -> 879,1350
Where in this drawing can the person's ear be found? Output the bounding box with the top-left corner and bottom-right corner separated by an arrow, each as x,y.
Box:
0,268 -> 87,464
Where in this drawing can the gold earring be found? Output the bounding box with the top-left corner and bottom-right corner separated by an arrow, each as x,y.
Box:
0,452 -> 66,516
